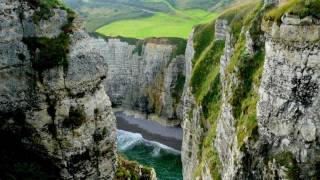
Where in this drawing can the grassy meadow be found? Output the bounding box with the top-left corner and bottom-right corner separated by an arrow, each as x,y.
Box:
96,9 -> 219,39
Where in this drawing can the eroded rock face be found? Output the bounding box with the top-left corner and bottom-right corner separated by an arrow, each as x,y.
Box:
262,14 -> 320,42
100,38 -> 186,123
0,0 -> 116,179
181,30 -> 208,180
258,23 -> 320,178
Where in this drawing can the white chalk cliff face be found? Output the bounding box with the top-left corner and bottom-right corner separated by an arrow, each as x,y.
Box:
258,13 -> 320,178
0,0 -> 116,179
98,38 -> 186,123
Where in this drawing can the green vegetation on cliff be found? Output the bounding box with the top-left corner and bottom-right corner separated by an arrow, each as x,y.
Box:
224,2 -> 265,148
265,0 -> 320,23
270,151 -> 300,179
28,0 -> 68,23
23,33 -> 70,72
116,155 -> 154,180
23,1 -> 76,74
191,39 -> 225,102
189,1 -> 268,178
189,20 -> 225,179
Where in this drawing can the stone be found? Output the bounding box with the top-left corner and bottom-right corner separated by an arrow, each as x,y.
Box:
300,121 -> 316,142
0,0 -> 117,179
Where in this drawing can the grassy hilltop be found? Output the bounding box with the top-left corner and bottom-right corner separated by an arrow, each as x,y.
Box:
63,0 -> 232,39
96,9 -> 219,39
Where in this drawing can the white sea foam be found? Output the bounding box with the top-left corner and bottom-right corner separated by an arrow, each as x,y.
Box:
117,130 -> 181,155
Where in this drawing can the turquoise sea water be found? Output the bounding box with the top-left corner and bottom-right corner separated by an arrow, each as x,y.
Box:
117,130 -> 183,180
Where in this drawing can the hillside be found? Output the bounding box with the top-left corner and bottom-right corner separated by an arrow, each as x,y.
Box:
95,10 -> 219,39
63,0 -> 232,37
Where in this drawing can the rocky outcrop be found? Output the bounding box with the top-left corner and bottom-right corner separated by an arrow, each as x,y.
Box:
0,0 -> 117,179
97,37 -> 186,124
181,30 -> 202,180
115,155 -> 157,180
257,16 -> 320,179
262,14 -> 320,42
181,1 -> 320,179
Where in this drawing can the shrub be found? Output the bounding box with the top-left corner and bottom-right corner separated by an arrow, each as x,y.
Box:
28,0 -> 64,23
22,33 -> 70,73
62,9 -> 77,33
115,155 -> 152,180
22,1 -> 76,76
63,107 -> 86,129
270,151 -> 300,179
231,50 -> 265,119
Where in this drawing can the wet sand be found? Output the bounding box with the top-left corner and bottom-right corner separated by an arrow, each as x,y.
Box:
115,111 -> 183,151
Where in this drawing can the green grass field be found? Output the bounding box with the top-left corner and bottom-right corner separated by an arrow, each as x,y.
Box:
96,9 -> 219,39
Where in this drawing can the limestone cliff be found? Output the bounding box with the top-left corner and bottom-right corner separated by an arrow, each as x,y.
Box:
0,0 -> 117,179
181,0 -> 320,179
94,36 -> 187,124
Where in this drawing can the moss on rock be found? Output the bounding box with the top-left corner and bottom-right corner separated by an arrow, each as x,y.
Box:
264,0 -> 320,23
115,155 -> 154,180
23,33 -> 70,72
270,151 -> 300,179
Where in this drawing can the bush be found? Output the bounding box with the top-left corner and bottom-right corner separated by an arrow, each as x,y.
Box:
23,33 -> 70,72
115,155 -> 152,180
63,107 -> 86,129
28,0 -> 64,23
23,1 -> 76,75
270,151 -> 300,179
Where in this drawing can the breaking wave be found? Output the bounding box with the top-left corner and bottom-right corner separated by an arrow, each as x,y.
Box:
117,130 -> 180,156
116,129 -> 183,180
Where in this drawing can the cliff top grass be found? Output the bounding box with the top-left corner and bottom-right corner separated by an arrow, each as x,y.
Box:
265,0 -> 320,23
219,1 -> 259,39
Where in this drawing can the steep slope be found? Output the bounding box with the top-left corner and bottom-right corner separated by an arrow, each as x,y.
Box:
181,0 -> 320,179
